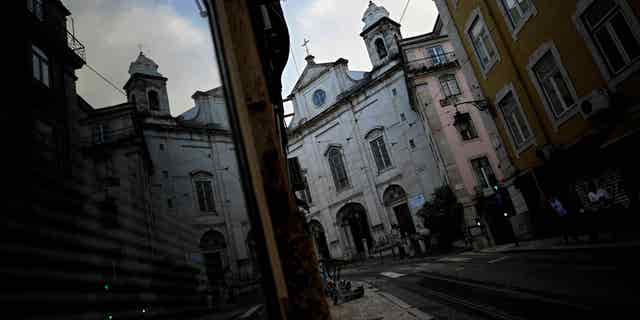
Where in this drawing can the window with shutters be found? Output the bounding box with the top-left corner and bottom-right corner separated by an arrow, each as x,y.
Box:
439,74 -> 461,98
326,147 -> 350,191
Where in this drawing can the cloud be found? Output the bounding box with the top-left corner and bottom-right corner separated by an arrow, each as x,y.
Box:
67,0 -> 219,116
281,0 -> 438,116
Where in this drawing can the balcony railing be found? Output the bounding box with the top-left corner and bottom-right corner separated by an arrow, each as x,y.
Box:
407,51 -> 458,74
67,30 -> 86,61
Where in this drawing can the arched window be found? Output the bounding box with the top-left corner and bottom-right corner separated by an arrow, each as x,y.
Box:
148,90 -> 160,111
375,38 -> 388,59
327,147 -> 349,191
365,128 -> 392,172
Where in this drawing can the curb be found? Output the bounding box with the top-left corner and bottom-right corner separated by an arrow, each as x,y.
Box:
481,241 -> 640,254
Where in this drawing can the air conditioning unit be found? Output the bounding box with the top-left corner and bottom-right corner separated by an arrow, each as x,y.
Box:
579,88 -> 611,119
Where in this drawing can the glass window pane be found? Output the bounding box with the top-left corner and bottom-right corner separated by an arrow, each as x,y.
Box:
584,0 -> 617,28
371,140 -> 384,170
553,73 -> 575,108
595,26 -> 627,73
32,53 -> 40,80
611,12 -> 640,60
504,0 -> 523,26
41,62 -> 50,87
378,138 -> 391,168
204,181 -> 214,212
541,78 -> 565,116
517,0 -> 531,14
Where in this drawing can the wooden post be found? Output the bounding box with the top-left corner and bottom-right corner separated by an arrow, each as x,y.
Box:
207,1 -> 331,319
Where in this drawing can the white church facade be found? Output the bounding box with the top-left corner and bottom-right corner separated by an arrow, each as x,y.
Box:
286,2 -> 445,260
122,52 -> 257,289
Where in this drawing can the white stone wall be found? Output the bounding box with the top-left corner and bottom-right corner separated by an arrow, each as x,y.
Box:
288,66 -> 443,259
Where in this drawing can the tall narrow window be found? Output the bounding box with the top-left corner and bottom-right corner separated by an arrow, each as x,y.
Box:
500,0 -> 533,29
370,136 -> 392,172
454,113 -> 479,141
195,180 -> 215,212
27,0 -> 44,21
498,91 -> 533,149
532,51 -> 576,120
440,74 -> 461,98
468,16 -> 498,71
148,90 -> 160,111
94,124 -> 106,144
426,45 -> 446,65
327,147 -> 349,191
32,45 -> 49,87
299,173 -> 313,205
471,157 -> 497,189
375,38 -> 388,59
582,0 -> 640,75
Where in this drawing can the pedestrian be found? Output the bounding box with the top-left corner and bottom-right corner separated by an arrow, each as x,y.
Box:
548,193 -> 571,244
586,181 -> 612,242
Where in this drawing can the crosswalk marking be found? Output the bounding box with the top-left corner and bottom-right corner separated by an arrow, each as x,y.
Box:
488,256 -> 510,264
380,271 -> 407,278
438,256 -> 471,263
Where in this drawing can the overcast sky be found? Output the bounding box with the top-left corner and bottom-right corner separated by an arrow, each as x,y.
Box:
67,0 -> 437,116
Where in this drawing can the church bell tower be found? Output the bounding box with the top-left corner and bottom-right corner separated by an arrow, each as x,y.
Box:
360,1 -> 403,69
123,52 -> 171,115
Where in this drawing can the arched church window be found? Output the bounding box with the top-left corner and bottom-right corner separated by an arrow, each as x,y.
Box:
375,38 -> 388,59
327,147 -> 349,191
148,90 -> 160,111
366,128 -> 392,172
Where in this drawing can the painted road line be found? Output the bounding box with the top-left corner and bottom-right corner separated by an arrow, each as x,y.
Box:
379,291 -> 412,309
407,307 -> 435,320
438,256 -> 471,263
380,271 -> 407,278
488,256 -> 510,264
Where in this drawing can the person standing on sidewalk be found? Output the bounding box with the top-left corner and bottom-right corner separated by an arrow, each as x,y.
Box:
548,193 -> 571,244
587,181 -> 612,242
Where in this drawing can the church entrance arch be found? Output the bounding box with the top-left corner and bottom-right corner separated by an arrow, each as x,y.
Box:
309,220 -> 331,260
200,230 -> 227,285
383,185 -> 416,237
336,203 -> 373,256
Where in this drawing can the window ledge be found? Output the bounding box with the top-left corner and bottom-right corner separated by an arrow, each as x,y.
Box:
461,136 -> 482,144
513,138 -> 536,158
550,106 -> 580,131
510,8 -> 537,41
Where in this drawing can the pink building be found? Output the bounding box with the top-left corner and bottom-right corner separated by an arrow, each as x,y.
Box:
400,19 -> 517,248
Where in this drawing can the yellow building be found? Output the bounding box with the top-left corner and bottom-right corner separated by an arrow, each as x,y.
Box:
434,0 -> 640,238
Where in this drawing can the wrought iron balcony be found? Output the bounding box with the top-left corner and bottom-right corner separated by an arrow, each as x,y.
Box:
67,29 -> 86,61
407,51 -> 458,74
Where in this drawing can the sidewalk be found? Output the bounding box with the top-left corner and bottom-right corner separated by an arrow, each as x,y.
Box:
330,282 -> 433,320
480,233 -> 640,254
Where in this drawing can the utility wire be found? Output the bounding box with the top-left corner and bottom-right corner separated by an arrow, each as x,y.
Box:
399,0 -> 410,23
84,63 -> 126,96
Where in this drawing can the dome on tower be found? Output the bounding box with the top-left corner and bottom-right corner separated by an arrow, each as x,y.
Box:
128,52 -> 163,77
362,1 -> 390,31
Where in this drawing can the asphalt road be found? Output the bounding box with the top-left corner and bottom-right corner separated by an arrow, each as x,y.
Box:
341,248 -> 639,319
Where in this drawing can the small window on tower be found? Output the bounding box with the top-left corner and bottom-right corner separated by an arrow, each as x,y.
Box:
148,90 -> 160,111
375,38 -> 388,59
